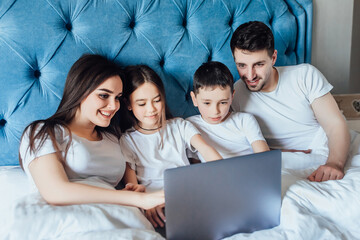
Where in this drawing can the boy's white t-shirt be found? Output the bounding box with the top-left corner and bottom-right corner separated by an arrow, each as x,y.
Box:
19,125 -> 126,190
186,112 -> 265,162
120,117 -> 199,192
232,64 -> 333,156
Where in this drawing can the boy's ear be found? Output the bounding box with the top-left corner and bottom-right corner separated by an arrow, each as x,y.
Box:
190,91 -> 198,107
232,90 -> 235,98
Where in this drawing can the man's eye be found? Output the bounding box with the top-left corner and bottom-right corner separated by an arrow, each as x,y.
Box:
237,64 -> 245,68
99,94 -> 109,99
221,102 -> 228,105
256,63 -> 264,67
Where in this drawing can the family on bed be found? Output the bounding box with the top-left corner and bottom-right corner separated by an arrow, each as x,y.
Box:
18,21 -> 350,232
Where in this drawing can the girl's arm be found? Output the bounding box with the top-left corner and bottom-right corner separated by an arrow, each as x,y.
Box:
28,153 -> 163,209
251,140 -> 270,153
190,134 -> 222,162
123,163 -> 145,192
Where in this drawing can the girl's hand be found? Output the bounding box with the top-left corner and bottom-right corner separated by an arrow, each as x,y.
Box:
145,203 -> 166,228
124,183 -> 146,192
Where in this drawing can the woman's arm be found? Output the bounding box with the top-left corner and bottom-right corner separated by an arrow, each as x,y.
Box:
190,134 -> 222,162
251,140 -> 270,153
28,153 -> 163,209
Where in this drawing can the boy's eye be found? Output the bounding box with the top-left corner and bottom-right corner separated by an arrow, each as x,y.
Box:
220,101 -> 228,105
203,102 -> 210,105
154,99 -> 161,103
137,103 -> 145,106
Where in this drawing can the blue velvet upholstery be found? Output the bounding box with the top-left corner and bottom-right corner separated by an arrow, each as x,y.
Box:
0,0 -> 312,166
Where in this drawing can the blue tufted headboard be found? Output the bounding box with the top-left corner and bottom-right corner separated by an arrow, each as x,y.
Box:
0,0 -> 312,166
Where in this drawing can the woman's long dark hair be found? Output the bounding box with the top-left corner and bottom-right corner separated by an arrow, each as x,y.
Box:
19,54 -> 124,168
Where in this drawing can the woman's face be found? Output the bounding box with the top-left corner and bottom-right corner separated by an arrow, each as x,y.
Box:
128,82 -> 163,129
75,76 -> 123,129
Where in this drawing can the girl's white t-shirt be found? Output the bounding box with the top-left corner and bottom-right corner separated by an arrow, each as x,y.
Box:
120,118 -> 199,192
19,125 -> 126,190
187,112 -> 265,162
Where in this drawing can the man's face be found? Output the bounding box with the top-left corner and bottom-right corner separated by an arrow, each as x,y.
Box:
233,49 -> 277,92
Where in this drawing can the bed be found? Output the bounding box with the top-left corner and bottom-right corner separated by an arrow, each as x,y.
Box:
1,0 -> 360,239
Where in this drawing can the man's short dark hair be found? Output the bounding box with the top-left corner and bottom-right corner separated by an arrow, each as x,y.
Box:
230,21 -> 274,57
193,61 -> 234,94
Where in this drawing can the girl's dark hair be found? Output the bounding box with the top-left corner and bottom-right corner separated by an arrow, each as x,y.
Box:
19,54 -> 124,168
193,61 -> 234,94
230,21 -> 274,57
121,65 -> 172,132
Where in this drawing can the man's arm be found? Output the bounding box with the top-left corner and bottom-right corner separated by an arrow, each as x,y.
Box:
309,92 -> 350,182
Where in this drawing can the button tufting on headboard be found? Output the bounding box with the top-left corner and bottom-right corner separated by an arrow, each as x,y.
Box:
65,23 -> 72,31
34,70 -> 41,78
0,119 -> 6,127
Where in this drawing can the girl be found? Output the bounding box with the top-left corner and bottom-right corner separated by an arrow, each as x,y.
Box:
120,65 -> 222,228
19,54 -> 163,210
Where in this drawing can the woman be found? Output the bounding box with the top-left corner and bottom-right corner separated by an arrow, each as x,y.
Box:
19,54 -> 163,210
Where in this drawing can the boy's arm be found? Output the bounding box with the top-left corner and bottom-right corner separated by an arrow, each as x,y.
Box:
190,134 -> 222,162
251,140 -> 270,153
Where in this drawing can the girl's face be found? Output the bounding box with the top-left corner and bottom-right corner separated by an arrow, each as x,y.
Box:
75,76 -> 123,129
128,82 -> 163,129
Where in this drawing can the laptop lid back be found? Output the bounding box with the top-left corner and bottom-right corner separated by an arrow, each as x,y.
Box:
164,150 -> 281,240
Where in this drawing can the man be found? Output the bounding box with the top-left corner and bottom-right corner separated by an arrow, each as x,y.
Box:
230,21 -> 350,182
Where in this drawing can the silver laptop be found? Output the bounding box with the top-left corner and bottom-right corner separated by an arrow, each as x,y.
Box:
164,150 -> 282,240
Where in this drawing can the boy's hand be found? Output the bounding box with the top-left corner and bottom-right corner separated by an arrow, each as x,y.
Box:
145,203 -> 166,228
124,183 -> 146,192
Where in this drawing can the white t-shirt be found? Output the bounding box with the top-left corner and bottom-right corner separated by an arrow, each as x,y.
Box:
186,112 -> 265,162
19,125 -> 126,189
120,118 -> 199,192
232,64 -> 332,156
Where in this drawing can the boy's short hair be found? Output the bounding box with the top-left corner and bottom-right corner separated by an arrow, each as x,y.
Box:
230,21 -> 274,58
193,61 -> 234,94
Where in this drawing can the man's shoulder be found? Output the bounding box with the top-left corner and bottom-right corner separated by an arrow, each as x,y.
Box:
278,63 -> 318,75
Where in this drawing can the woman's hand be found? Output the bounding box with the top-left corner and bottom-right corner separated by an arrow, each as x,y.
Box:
141,191 -> 165,210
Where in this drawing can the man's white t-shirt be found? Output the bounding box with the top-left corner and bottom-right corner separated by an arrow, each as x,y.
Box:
186,112 -> 265,162
232,64 -> 333,156
19,125 -> 126,190
120,118 -> 199,192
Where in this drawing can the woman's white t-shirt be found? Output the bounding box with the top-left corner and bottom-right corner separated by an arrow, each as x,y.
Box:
120,118 -> 199,192
19,125 -> 126,190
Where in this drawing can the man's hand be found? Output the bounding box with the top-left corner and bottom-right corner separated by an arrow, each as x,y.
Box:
124,183 -> 146,192
145,203 -> 166,228
307,162 -> 344,182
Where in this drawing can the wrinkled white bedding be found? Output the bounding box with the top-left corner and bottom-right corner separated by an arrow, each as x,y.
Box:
1,133 -> 360,240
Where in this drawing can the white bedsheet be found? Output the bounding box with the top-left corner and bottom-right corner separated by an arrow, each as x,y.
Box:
1,133 -> 360,239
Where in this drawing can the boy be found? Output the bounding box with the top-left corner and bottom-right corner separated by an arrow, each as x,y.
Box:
187,61 -> 269,162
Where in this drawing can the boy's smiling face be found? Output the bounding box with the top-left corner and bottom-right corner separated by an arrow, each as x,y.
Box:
191,85 -> 234,124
